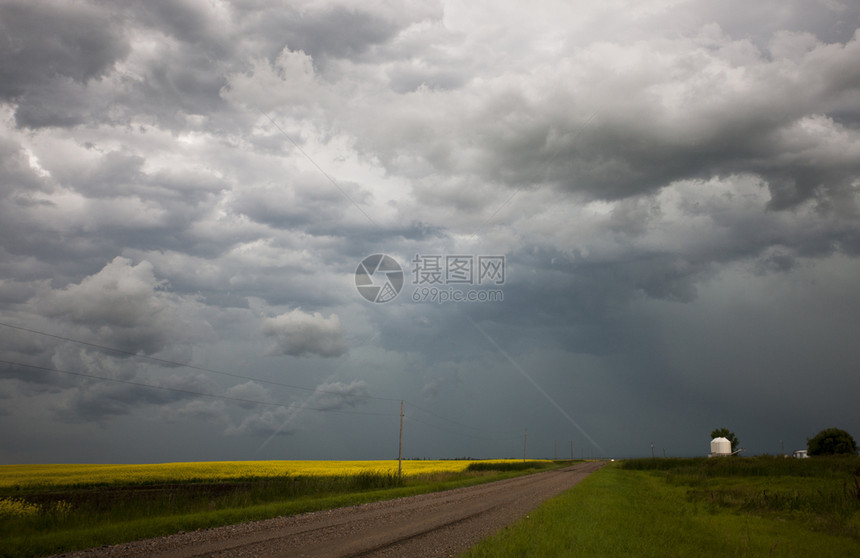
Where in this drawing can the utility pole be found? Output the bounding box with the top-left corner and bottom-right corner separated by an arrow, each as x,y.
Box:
398,401 -> 404,479
523,429 -> 527,462
651,442 -> 654,458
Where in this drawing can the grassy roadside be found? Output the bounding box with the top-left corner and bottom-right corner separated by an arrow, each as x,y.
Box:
0,461 -> 567,558
462,458 -> 860,557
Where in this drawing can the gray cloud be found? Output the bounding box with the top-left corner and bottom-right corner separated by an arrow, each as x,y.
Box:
53,370 -> 214,424
0,0 -> 130,127
353,27 -> 860,212
309,379 -> 370,411
36,257 -> 194,355
0,0 -> 858,462
262,309 -> 348,357
223,379 -> 370,437
272,6 -> 400,61
224,404 -> 300,437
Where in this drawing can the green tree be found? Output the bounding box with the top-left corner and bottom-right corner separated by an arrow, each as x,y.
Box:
807,428 -> 858,456
711,428 -> 739,454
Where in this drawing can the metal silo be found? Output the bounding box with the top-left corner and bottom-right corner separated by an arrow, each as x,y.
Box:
709,437 -> 731,457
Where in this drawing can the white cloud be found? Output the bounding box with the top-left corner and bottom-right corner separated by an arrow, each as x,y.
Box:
261,309 -> 348,357
37,257 -> 196,354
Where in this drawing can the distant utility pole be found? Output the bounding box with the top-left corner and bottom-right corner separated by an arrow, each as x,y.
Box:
570,441 -> 573,461
651,442 -> 654,458
398,401 -> 404,479
523,429 -> 527,462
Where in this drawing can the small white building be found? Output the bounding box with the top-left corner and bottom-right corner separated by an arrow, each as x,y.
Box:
792,449 -> 809,459
709,437 -> 732,457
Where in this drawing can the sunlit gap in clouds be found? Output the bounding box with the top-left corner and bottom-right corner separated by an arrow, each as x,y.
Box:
467,315 -> 606,456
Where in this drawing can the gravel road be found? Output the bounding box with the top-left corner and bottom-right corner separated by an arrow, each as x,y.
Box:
54,461 -> 604,558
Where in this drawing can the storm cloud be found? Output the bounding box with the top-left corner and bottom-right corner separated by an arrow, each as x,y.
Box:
1,0 -> 858,463
262,309 -> 348,357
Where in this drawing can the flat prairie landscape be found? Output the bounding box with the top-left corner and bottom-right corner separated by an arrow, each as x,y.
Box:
0,459 -> 561,557
0,459 -> 519,488
465,457 -> 860,557
4,457 -> 859,557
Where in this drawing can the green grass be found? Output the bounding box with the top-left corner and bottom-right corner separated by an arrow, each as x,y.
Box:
0,462 -> 564,558
462,458 -> 860,557
621,455 -> 860,478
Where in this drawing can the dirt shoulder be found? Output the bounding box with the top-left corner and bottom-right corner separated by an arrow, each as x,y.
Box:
54,461 -> 605,558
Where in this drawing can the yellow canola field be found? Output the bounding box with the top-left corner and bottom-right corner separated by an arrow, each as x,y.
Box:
0,460 -> 528,489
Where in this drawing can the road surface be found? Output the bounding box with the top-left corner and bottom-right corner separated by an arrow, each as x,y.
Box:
55,461 -> 604,558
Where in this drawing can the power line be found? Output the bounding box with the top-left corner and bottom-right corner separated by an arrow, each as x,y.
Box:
0,359 -> 397,418
1,322 -> 557,448
1,357 -> 521,445
0,321 -> 401,402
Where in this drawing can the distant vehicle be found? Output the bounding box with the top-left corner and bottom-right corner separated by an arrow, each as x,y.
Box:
792,449 -> 809,459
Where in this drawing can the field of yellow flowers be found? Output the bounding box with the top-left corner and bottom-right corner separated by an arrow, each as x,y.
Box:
0,459 -> 522,489
0,459 -> 553,557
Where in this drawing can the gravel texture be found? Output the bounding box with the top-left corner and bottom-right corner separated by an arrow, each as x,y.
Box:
52,461 -> 604,558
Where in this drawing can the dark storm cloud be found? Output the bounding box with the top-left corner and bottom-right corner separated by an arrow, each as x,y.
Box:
113,0 -> 232,52
347,25 -> 860,212
309,379 -> 370,410
0,0 -> 241,130
0,0 -> 130,127
0,259 -> 207,386
230,2 -> 430,64
272,6 -> 399,61
53,371 -> 214,424
0,1 -> 128,94
1,0 -> 859,462
523,44 -> 857,209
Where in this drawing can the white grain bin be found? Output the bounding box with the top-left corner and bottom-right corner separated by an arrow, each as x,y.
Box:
709,437 -> 731,457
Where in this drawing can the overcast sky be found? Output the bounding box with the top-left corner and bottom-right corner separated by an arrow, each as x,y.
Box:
1,0 -> 859,464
